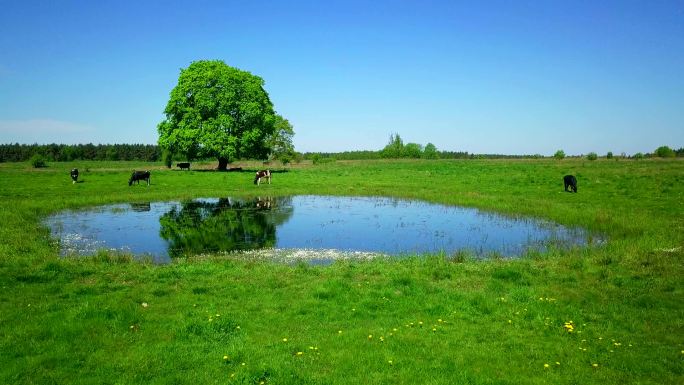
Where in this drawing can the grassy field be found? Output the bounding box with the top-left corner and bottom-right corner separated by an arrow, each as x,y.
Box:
0,158 -> 682,384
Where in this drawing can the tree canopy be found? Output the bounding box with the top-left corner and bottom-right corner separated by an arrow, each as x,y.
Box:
266,115 -> 295,163
158,60 -> 277,169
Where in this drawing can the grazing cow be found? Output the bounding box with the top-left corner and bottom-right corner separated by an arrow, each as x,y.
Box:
176,162 -> 190,170
129,170 -> 151,186
254,170 -> 271,185
564,175 -> 577,193
70,168 -> 79,184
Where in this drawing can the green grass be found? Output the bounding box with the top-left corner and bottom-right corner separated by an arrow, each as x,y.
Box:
0,158 -> 682,384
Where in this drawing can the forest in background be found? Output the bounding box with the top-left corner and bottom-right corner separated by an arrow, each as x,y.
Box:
1,142 -> 682,163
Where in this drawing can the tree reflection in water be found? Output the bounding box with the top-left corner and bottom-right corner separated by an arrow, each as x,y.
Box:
159,197 -> 293,258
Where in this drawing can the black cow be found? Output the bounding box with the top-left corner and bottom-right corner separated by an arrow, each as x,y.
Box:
70,168 -> 79,184
254,170 -> 271,185
564,175 -> 577,193
177,162 -> 190,170
129,170 -> 151,186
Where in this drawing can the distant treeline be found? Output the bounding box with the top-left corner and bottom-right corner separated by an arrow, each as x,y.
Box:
303,150 -> 684,161
302,150 -> 474,160
302,151 -> 592,160
0,143 -> 161,162
1,143 -> 682,163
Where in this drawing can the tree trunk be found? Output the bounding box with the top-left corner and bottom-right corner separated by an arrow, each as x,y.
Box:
217,157 -> 229,171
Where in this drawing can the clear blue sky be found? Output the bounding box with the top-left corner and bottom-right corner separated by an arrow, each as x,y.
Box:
1,0 -> 682,155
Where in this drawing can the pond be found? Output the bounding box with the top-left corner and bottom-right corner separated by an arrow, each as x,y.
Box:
44,196 -> 599,263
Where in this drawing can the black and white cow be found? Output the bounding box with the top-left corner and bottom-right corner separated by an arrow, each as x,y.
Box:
176,162 -> 190,170
563,175 -> 577,193
129,170 -> 151,186
70,168 -> 79,184
254,170 -> 271,185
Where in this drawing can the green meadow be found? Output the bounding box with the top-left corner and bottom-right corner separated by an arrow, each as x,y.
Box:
0,158 -> 682,384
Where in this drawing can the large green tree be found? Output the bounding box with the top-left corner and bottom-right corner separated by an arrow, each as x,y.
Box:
158,60 -> 277,170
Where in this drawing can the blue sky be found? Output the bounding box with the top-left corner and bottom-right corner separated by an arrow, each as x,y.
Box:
1,0 -> 682,155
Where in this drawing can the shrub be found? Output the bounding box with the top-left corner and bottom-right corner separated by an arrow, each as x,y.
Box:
279,152 -> 292,165
553,150 -> 565,160
404,143 -> 423,158
587,152 -> 598,161
654,146 -> 675,158
606,151 -> 613,159
422,143 -> 439,159
633,152 -> 644,160
293,152 -> 304,164
30,154 -> 47,168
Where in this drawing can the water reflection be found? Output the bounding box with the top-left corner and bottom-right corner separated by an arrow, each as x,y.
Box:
159,197 -> 293,258
44,195 -> 599,262
130,202 -> 151,212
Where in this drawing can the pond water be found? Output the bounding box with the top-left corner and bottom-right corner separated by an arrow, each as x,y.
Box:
44,196 -> 599,263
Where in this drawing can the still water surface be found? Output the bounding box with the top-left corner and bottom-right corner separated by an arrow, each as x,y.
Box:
45,196 -> 597,263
